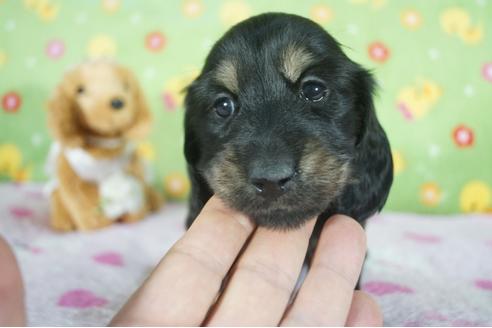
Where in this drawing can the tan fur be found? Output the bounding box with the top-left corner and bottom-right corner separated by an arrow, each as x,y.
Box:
281,44 -> 315,82
215,60 -> 239,93
299,140 -> 351,195
208,141 -> 350,196
47,60 -> 162,231
206,144 -> 243,199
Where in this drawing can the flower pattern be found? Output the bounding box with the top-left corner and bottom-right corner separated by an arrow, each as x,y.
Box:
0,1 -> 490,209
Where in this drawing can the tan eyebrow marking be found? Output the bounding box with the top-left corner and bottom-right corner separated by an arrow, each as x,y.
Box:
281,44 -> 315,82
214,60 -> 238,93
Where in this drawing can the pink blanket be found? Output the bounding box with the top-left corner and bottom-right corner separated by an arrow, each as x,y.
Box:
1,183 -> 491,326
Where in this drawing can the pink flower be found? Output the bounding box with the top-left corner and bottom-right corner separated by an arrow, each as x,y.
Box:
482,62 -> 492,83
45,39 -> 65,59
452,124 -> 474,148
145,31 -> 166,52
368,42 -> 390,63
2,91 -> 22,113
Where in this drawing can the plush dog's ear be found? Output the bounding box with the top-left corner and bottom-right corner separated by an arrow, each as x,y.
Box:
47,72 -> 84,148
123,69 -> 152,140
354,68 -> 377,146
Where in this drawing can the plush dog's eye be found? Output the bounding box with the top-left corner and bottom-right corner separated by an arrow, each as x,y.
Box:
214,97 -> 236,118
300,80 -> 328,102
76,85 -> 85,95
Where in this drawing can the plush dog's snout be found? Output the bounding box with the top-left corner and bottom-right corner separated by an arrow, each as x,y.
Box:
110,98 -> 125,110
249,162 -> 297,198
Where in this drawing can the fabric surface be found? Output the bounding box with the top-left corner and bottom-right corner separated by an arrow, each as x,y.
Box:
0,0 -> 491,214
1,183 -> 491,326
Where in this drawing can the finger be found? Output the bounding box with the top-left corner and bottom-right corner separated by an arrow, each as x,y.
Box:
281,215 -> 367,326
207,218 -> 316,326
0,237 -> 25,326
110,196 -> 255,326
346,290 -> 383,327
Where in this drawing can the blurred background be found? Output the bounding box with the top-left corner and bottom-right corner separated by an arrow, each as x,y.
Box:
0,0 -> 491,214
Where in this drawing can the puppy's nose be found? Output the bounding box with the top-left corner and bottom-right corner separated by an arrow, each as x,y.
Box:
110,98 -> 125,110
250,164 -> 296,198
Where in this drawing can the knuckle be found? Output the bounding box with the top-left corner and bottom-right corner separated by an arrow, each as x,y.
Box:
235,258 -> 296,295
168,242 -> 226,279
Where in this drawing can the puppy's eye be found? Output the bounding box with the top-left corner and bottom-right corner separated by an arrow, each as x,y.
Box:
300,80 -> 328,102
76,85 -> 85,95
213,97 -> 236,118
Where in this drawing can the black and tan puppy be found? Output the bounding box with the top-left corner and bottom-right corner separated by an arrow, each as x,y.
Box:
184,13 -> 393,256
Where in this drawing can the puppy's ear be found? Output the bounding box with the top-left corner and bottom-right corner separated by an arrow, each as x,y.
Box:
354,68 -> 377,146
123,69 -> 152,140
47,72 -> 84,148
183,80 -> 203,165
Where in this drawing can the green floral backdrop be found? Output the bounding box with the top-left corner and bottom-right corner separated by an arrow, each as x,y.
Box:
1,0 -> 491,214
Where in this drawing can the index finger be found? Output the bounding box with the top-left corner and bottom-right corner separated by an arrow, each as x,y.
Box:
110,196 -> 255,326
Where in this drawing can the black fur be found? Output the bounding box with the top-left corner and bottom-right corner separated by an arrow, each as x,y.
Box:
183,13 -> 393,251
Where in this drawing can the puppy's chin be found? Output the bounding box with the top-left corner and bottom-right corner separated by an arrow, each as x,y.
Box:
235,200 -> 325,230
208,183 -> 332,230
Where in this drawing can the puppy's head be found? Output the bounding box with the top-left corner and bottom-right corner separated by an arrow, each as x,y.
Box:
48,60 -> 150,147
185,13 -> 376,229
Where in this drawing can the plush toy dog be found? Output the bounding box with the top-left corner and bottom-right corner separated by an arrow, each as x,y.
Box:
46,60 -> 162,231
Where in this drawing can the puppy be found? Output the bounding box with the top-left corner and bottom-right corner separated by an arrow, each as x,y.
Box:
184,13 -> 393,255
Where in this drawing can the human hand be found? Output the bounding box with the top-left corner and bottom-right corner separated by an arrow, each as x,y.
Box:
110,196 -> 382,326
0,236 -> 25,326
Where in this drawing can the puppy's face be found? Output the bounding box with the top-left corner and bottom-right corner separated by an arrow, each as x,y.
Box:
63,62 -> 138,135
185,14 -> 375,229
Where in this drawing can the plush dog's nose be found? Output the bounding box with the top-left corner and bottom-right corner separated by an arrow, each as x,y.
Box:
110,98 -> 125,110
250,163 -> 296,198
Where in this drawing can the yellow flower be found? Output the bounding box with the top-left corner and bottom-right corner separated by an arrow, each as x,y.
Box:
440,7 -> 470,35
392,151 -> 405,175
162,69 -> 200,110
87,35 -> 117,58
102,0 -> 120,13
23,0 -> 59,22
310,4 -> 333,24
440,7 -> 483,45
460,24 -> 483,44
420,182 -> 442,207
13,166 -> 32,182
0,144 -> 22,178
182,0 -> 204,18
460,181 -> 492,213
0,50 -> 6,68
164,172 -> 190,200
137,142 -> 156,161
397,79 -> 442,120
401,9 -> 422,30
220,0 -> 252,27
38,1 -> 59,21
